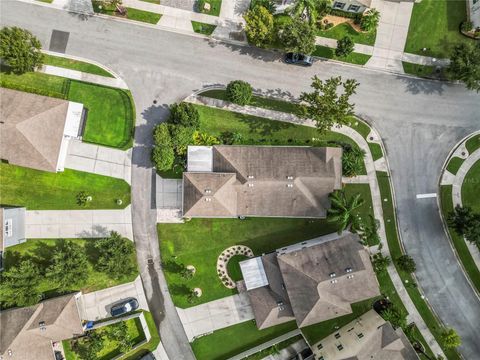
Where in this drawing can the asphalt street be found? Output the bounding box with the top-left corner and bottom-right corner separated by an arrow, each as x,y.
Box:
1,1 -> 479,358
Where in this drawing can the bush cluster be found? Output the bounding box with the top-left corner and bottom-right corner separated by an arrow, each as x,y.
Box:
226,80 -> 253,105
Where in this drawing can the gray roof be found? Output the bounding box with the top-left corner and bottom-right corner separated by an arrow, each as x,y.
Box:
0,294 -> 83,360
183,145 -> 342,218
0,88 -> 70,172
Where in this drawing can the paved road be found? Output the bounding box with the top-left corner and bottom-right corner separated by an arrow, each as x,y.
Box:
1,1 -> 480,358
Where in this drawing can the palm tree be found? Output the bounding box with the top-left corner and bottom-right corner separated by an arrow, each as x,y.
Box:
327,190 -> 365,233
290,0 -> 319,25
360,8 -> 380,32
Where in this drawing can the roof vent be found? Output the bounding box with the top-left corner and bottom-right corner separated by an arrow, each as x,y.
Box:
330,279 -> 338,284
286,184 -> 294,188
39,321 -> 46,331
329,272 -> 336,278
247,175 -> 255,179
286,176 -> 294,180
205,189 -> 212,194
345,267 -> 353,273
347,274 -> 355,279
277,300 -> 285,310
248,183 -> 254,187
205,198 -> 212,202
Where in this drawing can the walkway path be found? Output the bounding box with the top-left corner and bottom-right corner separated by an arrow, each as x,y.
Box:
25,206 -> 133,239
176,293 -> 254,341
185,95 -> 445,357
66,140 -> 132,184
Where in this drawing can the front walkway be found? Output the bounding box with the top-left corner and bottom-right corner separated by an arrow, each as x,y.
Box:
66,140 -> 132,184
25,206 -> 133,239
76,276 -> 149,321
176,293 -> 254,341
184,95 -> 445,357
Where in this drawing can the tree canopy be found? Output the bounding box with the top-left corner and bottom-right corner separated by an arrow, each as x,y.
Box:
244,5 -> 274,47
0,259 -> 41,307
277,17 -> 316,55
447,42 -> 480,92
226,80 -> 253,105
336,36 -> 354,57
168,102 -> 200,129
94,231 -> 137,279
327,190 -> 364,233
0,26 -> 44,74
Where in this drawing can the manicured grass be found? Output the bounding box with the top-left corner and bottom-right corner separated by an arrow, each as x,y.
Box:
343,183 -> 375,227
0,163 -> 130,210
0,70 -> 135,149
2,239 -> 138,298
440,185 -> 480,292
64,317 -> 145,360
227,255 -> 249,282
139,0 -> 160,3
92,1 -> 161,24
43,54 -> 114,78
402,62 -> 438,78
317,22 -> 377,46
404,0 -> 473,58
122,312 -> 161,360
158,217 -> 339,307
191,21 -> 217,35
68,81 -> 135,149
369,142 -> 383,161
461,160 -> 480,212
446,157 -> 465,175
243,335 -> 303,360
198,0 -> 222,16
465,134 -> 480,154
191,320 -> 297,360
312,45 -> 371,65
376,171 -> 461,359
199,89 -> 302,115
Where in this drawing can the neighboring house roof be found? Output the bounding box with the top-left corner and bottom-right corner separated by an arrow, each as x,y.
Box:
0,207 -> 26,252
183,145 -> 342,218
241,233 -> 380,329
0,294 -> 83,360
0,88 -> 70,172
311,309 -> 419,360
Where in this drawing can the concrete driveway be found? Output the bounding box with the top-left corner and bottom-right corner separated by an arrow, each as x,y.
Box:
176,293 -> 254,341
77,276 -> 149,321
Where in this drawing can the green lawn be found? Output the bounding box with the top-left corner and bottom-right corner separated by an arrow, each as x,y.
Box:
312,45 -> 372,65
191,21 -> 217,35
243,335 -> 303,360
139,0 -> 160,3
376,172 -> 461,359
43,54 -> 114,78
92,1 -> 161,24
191,320 -> 297,360
0,163 -> 130,210
446,157 -> 465,175
159,217 -> 340,307
344,183 -> 375,227
317,22 -> 377,46
63,316 -> 145,360
122,312 -> 161,360
2,238 -> 138,299
369,142 -> 384,161
440,185 -> 480,293
402,62 -> 438,78
0,70 -> 135,149
404,0 -> 473,58
465,134 -> 480,154
198,0 -> 222,16
461,160 -> 480,212
227,255 -> 249,281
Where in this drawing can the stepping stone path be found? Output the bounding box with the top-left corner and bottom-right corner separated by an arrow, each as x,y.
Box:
217,245 -> 254,289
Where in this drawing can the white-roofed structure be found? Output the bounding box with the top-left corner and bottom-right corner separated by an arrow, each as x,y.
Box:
187,146 -> 213,172
240,257 -> 269,290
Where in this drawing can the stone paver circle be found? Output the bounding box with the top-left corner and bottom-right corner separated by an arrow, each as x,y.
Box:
216,245 -> 254,289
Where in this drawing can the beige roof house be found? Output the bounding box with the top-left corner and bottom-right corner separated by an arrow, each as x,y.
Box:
240,233 -> 380,329
0,88 -> 84,172
0,294 -> 84,360
183,145 -> 342,218
311,309 -> 419,360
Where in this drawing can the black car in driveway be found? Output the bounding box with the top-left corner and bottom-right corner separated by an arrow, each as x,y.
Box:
284,53 -> 314,66
110,298 -> 139,317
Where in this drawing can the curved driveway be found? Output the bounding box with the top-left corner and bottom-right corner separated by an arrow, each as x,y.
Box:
1,1 -> 479,358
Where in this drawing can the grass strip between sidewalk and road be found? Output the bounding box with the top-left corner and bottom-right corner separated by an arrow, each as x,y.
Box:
317,22 -> 377,46
43,54 -> 114,77
312,45 -> 371,65
191,21 -> 217,35
92,1 -> 162,24
402,62 -> 438,78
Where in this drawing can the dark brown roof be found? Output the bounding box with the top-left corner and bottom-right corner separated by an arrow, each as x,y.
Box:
0,88 -> 70,172
183,146 -> 342,218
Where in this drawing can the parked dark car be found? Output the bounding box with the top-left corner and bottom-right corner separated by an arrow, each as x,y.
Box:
284,53 -> 313,66
110,298 -> 139,317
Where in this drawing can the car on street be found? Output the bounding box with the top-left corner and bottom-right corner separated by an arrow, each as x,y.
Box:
284,53 -> 313,66
110,298 -> 139,317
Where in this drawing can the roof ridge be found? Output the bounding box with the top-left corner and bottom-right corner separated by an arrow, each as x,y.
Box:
213,146 -> 247,183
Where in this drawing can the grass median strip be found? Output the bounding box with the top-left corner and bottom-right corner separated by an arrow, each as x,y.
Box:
312,45 -> 371,65
191,21 -> 217,35
0,163 -> 131,210
317,23 -> 377,46
43,54 -> 114,77
446,157 -> 464,175
92,1 -> 161,24
402,62 -> 438,78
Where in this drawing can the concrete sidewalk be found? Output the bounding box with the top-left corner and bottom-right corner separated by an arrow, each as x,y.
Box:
185,95 -> 445,358
176,293 -> 254,341
65,140 -> 132,184
25,206 -> 133,239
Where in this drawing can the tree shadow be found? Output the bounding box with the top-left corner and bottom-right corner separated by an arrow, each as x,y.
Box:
253,87 -> 298,102
31,240 -> 62,270
162,259 -> 184,274
237,113 -> 294,136
169,283 -> 191,296
206,38 -> 283,63
396,74 -> 447,95
85,240 -> 100,264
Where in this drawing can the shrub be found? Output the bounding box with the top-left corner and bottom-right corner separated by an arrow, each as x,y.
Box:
249,0 -> 275,13
396,254 -> 416,273
325,7 -> 357,19
94,231 -> 137,279
169,125 -> 195,156
152,145 -> 175,171
372,252 -> 391,272
168,103 -> 200,129
193,131 -> 221,145
153,123 -> 172,146
461,21 -> 473,32
342,145 -> 365,177
226,80 -> 253,105
360,9 -> 380,32
336,35 -> 355,57
244,5 -> 274,47
380,305 -> 407,330
441,328 -> 461,349
76,191 -> 90,207
0,27 -> 44,74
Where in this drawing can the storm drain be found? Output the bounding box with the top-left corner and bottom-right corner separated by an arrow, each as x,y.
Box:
49,30 -> 70,53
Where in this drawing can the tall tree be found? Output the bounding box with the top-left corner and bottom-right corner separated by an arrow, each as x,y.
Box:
299,76 -> 359,133
244,6 -> 274,47
327,190 -> 364,233
46,240 -> 89,291
94,231 -> 137,279
0,259 -> 41,307
447,42 -> 480,92
106,322 -> 133,353
277,17 -> 316,55
290,0 -> 319,25
0,27 -> 44,74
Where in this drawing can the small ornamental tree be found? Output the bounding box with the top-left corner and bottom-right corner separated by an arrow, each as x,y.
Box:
342,146 -> 365,177
152,123 -> 175,171
396,254 -> 416,273
441,328 -> 461,349
278,17 -> 316,55
372,253 -> 391,272
226,80 -> 253,105
244,5 -> 274,47
94,231 -> 137,279
328,190 -> 365,233
336,36 -> 354,57
0,27 -> 44,74
360,9 -> 380,32
381,305 -> 407,330
168,102 -> 200,129
447,42 -> 480,92
169,124 -> 195,156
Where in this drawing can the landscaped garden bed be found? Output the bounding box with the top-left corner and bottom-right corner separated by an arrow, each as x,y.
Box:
92,1 -> 162,24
